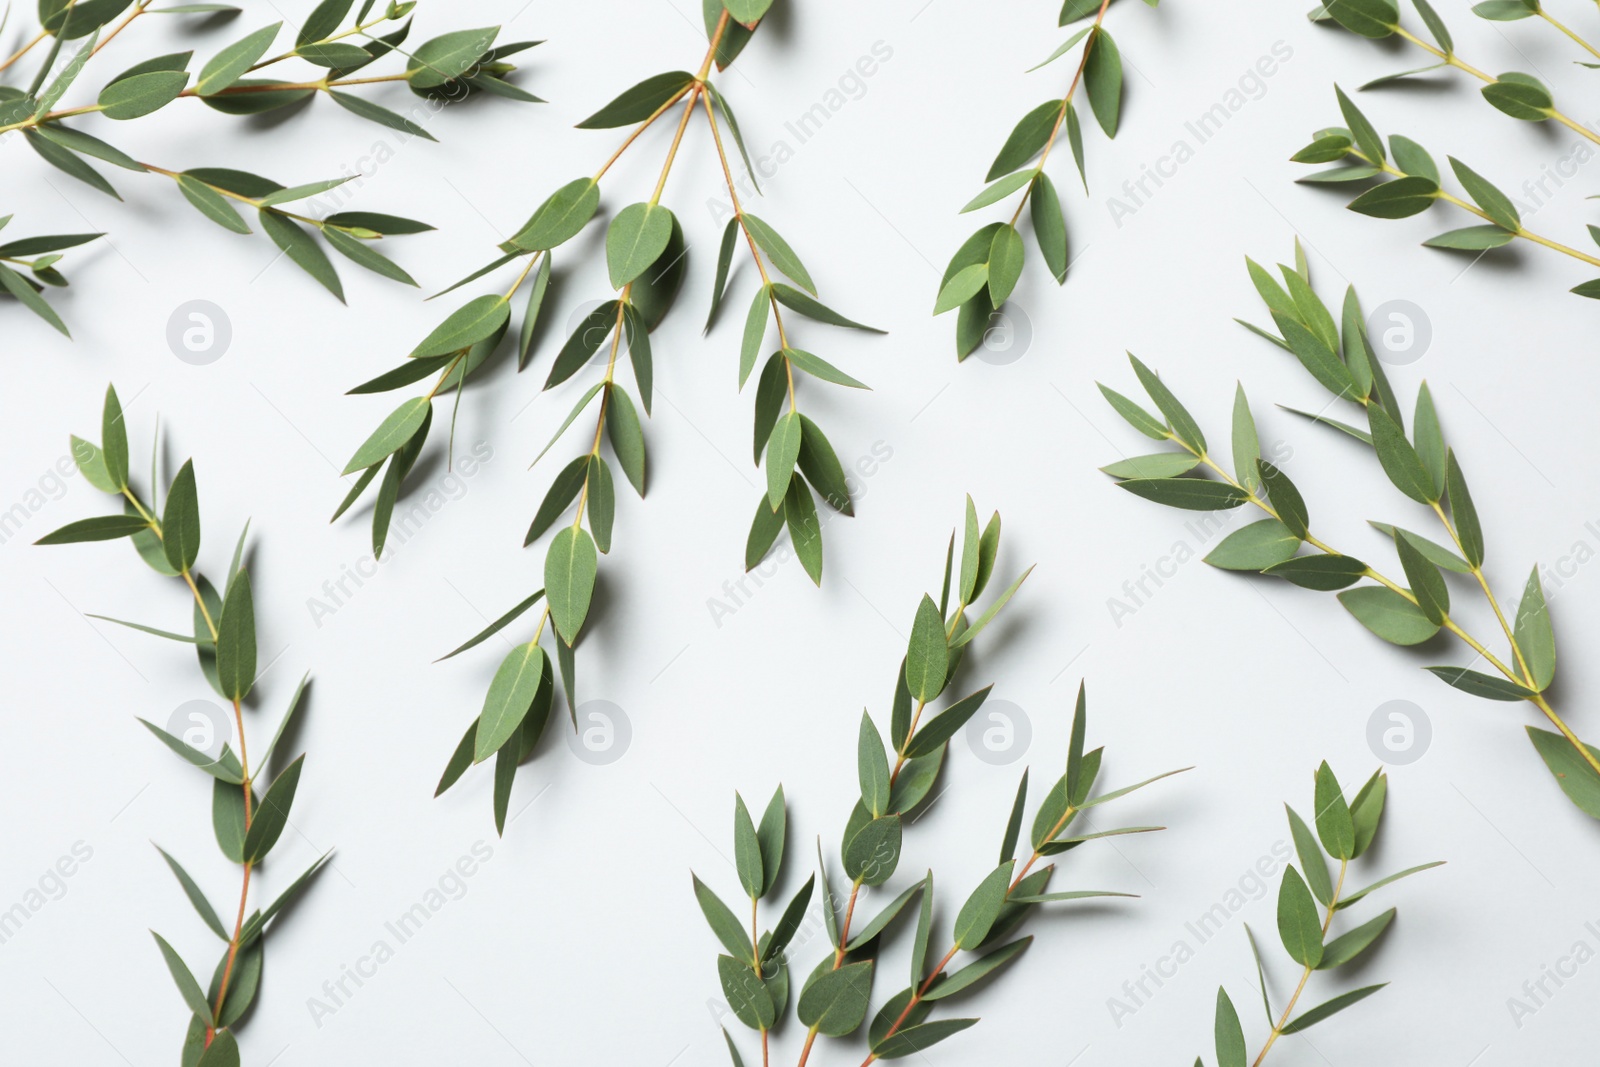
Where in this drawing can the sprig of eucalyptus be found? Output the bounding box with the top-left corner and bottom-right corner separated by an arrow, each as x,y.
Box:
1,0 -> 538,312
1470,0 -> 1600,65
934,0 -> 1158,360
1312,0 -> 1600,149
0,213 -> 101,334
35,384 -> 325,1065
1098,245 -> 1600,821
346,2 -> 879,829
1292,86 -> 1600,297
693,499 -> 1186,1066
1197,764 -> 1440,1067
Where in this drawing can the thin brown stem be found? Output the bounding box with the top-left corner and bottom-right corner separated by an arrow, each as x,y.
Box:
1250,860 -> 1346,1066
1008,0 -> 1112,226
0,30 -> 47,73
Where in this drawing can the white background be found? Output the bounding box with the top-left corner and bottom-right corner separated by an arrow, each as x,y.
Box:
3,0 -> 1598,1064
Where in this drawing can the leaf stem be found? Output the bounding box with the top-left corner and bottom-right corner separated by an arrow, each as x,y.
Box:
857,942 -> 962,1066
89,0 -> 152,58
1008,0 -> 1112,226
1347,149 -> 1600,269
1249,859 -> 1345,1067
1390,24 -> 1600,148
1186,443 -> 1600,779
0,30 -> 48,74
1538,9 -> 1600,62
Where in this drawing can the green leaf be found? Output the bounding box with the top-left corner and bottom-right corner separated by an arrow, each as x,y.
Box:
925,936 -> 1033,1002
1215,987 -> 1247,1067
343,397 -> 429,473
1338,586 -> 1440,645
1526,727 -> 1600,820
1281,984 -> 1387,1033
215,571 -> 256,702
99,70 -> 189,119
764,411 -> 803,509
1263,553 -> 1367,590
1348,176 -> 1439,219
1257,460 -> 1307,539
242,754 -> 304,862
733,794 -> 764,899
152,932 -> 213,1025
1318,908 -> 1395,969
160,460 -> 201,573
1082,28 -> 1122,136
707,218 -> 739,330
1313,762 -> 1355,859
693,873 -> 752,960
1287,805 -> 1333,906
473,642 -> 544,762
739,286 -> 770,388
99,385 -> 129,490
1336,84 -> 1386,162
509,178 -> 600,251
949,566 -> 1032,649
797,960 -> 874,1036
156,847 -> 228,940
606,202 -> 674,289
1481,72 -> 1553,121
138,719 -> 243,782
959,170 -> 1034,213
843,813 -> 902,887
544,526 -> 598,645
1204,518 -> 1299,571
719,954 -> 775,1030
987,224 -> 1025,305
518,253 -> 552,370
1117,478 -> 1248,510
1423,224 -> 1514,251
904,595 -> 948,704
1100,383 -> 1168,439
873,1018 -> 978,1059
905,685 -> 993,759
405,25 -> 500,89
764,874 -> 813,963
1474,0 -> 1538,18
1393,530 -> 1450,626
323,226 -> 416,286
258,211 -> 343,301
1276,866 -> 1323,967
1513,567 -> 1555,690
953,861 -> 1014,948
1337,861 -> 1444,910
1030,171 -> 1069,283
1443,451 -> 1483,568
1322,0 -> 1399,37
1367,404 -> 1435,503
987,99 -> 1061,182
577,70 -> 694,128
933,263 -> 988,315
756,786 -> 786,897
606,385 -> 647,496
1425,666 -> 1534,701
743,213 -> 815,295
196,23 -> 280,95
784,477 -> 823,585
795,416 -> 853,515
35,514 -> 149,544
782,347 -> 867,391
545,301 -> 618,390
1448,157 -> 1519,230
771,283 -> 881,332
845,877 -> 924,952
176,174 -> 250,234
436,591 -> 543,662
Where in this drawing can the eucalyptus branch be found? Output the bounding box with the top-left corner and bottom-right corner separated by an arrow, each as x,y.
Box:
0,214 -> 101,335
693,500 -> 1185,1067
337,1 -> 881,830
1099,244 -> 1600,820
1313,0 -> 1600,147
2,0 -> 540,323
35,383 -> 327,1063
933,0 -> 1161,361
1291,86 -> 1600,297
1197,765 -> 1440,1067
